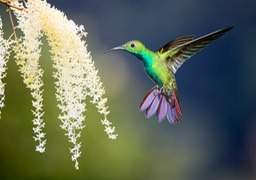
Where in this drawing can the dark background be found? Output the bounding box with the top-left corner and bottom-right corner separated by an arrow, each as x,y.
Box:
0,0 -> 256,179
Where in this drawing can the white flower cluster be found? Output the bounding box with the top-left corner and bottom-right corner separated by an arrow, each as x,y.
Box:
5,0 -> 118,169
14,3 -> 46,153
0,17 -> 10,119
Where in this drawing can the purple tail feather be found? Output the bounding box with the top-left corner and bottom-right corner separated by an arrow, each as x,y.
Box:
140,86 -> 182,123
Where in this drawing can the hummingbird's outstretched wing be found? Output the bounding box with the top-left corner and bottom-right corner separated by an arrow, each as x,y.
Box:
157,27 -> 233,74
157,35 -> 195,54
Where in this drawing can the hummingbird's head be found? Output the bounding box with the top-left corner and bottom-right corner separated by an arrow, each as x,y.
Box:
105,40 -> 145,58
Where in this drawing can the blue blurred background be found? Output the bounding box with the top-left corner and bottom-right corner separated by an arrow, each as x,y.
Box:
0,0 -> 256,179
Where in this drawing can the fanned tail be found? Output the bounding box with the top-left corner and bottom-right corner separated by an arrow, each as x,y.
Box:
167,89 -> 182,123
140,86 -> 182,123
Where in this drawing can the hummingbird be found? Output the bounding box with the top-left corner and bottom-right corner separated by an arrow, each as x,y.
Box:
106,27 -> 232,123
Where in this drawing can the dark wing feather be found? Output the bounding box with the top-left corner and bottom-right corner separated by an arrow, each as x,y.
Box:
164,27 -> 233,74
157,35 -> 195,54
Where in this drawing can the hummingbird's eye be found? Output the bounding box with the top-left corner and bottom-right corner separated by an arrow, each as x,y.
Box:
130,43 -> 135,48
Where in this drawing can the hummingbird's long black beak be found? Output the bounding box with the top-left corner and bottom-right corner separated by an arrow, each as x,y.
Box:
105,46 -> 124,53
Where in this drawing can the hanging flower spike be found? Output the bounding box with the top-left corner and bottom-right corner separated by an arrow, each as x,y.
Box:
13,2 -> 46,153
0,16 -> 11,119
11,0 -> 117,169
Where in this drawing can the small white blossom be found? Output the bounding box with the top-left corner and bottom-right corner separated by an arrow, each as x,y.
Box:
101,117 -> 118,140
